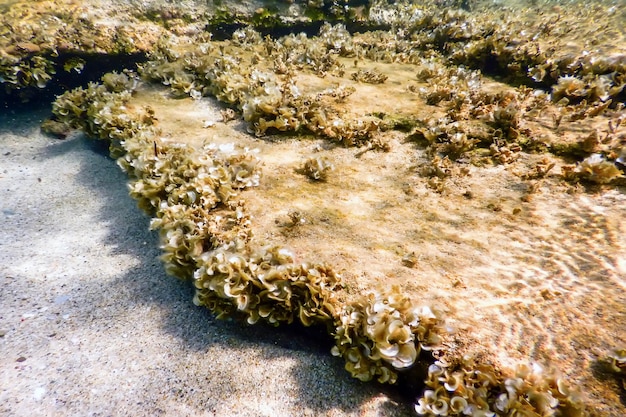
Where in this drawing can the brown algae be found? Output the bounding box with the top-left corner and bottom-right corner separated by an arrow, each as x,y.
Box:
29,0 -> 626,415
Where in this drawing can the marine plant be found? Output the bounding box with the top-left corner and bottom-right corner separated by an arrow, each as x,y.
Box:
0,0 -> 162,99
139,27 -> 380,146
332,287 -> 444,384
351,68 -> 388,84
50,46 -> 593,413
193,243 -> 340,327
415,359 -> 585,416
562,153 -> 623,184
299,156 -> 335,181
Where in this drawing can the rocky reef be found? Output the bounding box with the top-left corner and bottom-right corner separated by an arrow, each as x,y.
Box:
51,75 -> 436,390
132,11 -> 625,188
49,66 -> 591,416
16,0 -> 626,415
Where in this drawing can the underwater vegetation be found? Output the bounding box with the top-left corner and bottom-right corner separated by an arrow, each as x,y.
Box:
351,67 -> 388,84
20,0 -> 625,414
50,67 -> 591,416
562,153 -> 623,184
139,23 -> 382,145
331,288 -> 444,384
415,359 -> 585,417
0,0 -> 175,102
204,0 -> 375,40
135,15 -> 625,187
299,155 -> 335,181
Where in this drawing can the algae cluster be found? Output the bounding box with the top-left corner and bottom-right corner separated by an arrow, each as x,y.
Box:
51,77 -> 446,396
7,0 -> 625,415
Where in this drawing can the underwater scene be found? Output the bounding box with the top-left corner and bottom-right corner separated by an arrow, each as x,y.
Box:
1,0 -> 625,415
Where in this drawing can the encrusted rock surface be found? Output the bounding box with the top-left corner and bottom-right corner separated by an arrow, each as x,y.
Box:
2,0 -> 626,416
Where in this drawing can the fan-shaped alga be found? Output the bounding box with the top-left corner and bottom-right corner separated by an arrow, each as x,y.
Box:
50,71 -> 591,416
36,0 -> 626,415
